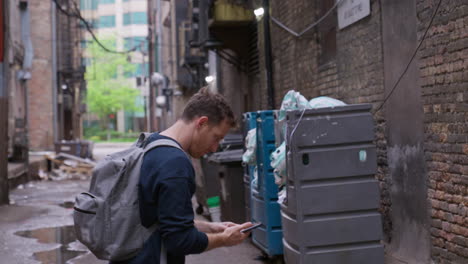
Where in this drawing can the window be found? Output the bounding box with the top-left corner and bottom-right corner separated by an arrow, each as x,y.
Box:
79,19 -> 98,29
124,36 -> 148,52
123,12 -> 147,25
80,0 -> 98,10
99,15 -> 116,28
124,63 -> 148,78
318,0 -> 337,66
99,0 -> 115,4
81,58 -> 92,66
80,40 -> 93,49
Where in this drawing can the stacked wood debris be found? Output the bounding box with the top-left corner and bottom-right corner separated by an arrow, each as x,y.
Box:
44,152 -> 96,181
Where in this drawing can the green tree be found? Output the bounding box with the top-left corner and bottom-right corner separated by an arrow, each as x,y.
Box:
84,37 -> 141,129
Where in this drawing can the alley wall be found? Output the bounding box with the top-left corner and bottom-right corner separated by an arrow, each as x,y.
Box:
29,0 -> 55,150
416,0 -> 468,263
256,0 -> 467,263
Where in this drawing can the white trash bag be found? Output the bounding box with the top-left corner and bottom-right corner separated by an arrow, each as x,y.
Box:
242,128 -> 257,165
270,142 -> 286,187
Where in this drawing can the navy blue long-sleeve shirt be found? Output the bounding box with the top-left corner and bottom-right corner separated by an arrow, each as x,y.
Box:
112,133 -> 208,264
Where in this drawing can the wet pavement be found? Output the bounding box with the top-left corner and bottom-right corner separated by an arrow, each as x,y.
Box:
0,142 -> 268,264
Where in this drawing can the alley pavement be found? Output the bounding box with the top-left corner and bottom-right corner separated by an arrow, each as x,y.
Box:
0,142 -> 267,264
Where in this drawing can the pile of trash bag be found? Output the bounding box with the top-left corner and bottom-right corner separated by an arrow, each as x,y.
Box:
241,90 -> 346,204
242,128 -> 259,189
271,90 -> 346,203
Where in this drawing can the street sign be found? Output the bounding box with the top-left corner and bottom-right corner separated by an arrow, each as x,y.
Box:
337,0 -> 370,29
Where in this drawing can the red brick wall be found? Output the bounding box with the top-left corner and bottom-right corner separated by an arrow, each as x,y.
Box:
28,1 -> 54,150
417,0 -> 468,262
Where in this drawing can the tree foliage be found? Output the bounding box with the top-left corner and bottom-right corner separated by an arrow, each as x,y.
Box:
84,37 -> 141,127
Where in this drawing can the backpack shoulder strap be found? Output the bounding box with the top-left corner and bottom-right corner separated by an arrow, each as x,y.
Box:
143,138 -> 183,155
135,132 -> 153,148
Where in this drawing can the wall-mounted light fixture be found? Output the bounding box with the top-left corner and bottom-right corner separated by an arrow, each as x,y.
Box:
205,75 -> 215,83
254,7 -> 265,20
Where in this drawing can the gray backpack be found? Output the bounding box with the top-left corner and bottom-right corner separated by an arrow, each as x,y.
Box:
73,133 -> 181,261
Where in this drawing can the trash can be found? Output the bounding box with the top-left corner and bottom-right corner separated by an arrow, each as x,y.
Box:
208,149 -> 246,224
243,112 -> 258,222
251,110 -> 283,257
282,104 -> 384,264
194,156 -> 222,217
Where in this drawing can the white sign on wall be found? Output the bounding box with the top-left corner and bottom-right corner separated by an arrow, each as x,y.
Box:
337,0 -> 370,29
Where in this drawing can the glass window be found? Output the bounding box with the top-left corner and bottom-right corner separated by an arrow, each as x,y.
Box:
99,15 -> 116,28
79,19 -> 98,29
124,36 -> 148,52
124,63 -> 148,78
80,0 -> 98,10
99,0 -> 115,4
123,12 -> 147,25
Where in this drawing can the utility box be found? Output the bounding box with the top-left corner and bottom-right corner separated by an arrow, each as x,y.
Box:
251,110 -> 283,257
282,104 -> 384,264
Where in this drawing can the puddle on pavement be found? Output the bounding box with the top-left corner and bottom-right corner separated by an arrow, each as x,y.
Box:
15,225 -> 86,264
59,201 -> 75,209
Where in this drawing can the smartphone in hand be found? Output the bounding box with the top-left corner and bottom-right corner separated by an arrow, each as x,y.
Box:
240,223 -> 262,233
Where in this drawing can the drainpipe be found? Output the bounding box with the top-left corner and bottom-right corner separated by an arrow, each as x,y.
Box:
147,0 -> 156,131
0,0 -> 9,205
19,0 -> 33,170
51,1 -> 58,143
263,0 -> 275,109
157,0 -> 162,73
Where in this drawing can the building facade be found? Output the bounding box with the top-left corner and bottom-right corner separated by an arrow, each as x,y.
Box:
81,0 -> 149,133
0,0 -> 86,204
153,0 -> 467,263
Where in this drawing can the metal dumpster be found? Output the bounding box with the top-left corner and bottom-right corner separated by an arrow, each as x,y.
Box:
251,110 -> 283,257
195,133 -> 243,219
282,104 -> 384,264
208,149 -> 246,224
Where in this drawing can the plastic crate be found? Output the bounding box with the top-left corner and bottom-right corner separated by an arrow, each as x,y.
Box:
251,110 -> 283,257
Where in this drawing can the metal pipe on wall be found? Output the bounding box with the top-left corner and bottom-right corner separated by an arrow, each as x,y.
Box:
147,0 -> 157,131
263,0 -> 275,109
0,0 -> 10,205
51,1 -> 58,142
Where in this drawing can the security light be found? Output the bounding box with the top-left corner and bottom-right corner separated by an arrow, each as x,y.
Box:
254,7 -> 264,19
205,75 -> 215,83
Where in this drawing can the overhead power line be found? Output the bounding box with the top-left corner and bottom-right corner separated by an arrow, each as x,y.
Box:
270,0 -> 344,38
374,0 -> 443,113
52,0 -> 139,54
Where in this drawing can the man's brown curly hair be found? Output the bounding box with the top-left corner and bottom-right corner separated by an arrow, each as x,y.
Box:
181,87 -> 236,127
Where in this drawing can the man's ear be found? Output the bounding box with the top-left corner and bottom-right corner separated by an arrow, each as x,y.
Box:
196,116 -> 209,128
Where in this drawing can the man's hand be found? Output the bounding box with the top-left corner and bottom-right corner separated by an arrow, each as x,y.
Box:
205,222 -> 253,251
208,221 -> 236,233
195,220 -> 236,233
221,222 -> 253,246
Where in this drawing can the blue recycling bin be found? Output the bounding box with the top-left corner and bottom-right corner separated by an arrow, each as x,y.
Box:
243,112 -> 257,224
250,110 -> 283,257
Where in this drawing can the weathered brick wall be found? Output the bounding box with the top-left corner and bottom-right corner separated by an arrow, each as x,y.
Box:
417,0 -> 468,262
267,0 -> 392,238
29,1 -> 54,150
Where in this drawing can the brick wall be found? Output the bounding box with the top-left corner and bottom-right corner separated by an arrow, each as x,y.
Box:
28,1 -> 54,150
266,0 -> 392,237
417,0 -> 468,262
252,0 -> 467,262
